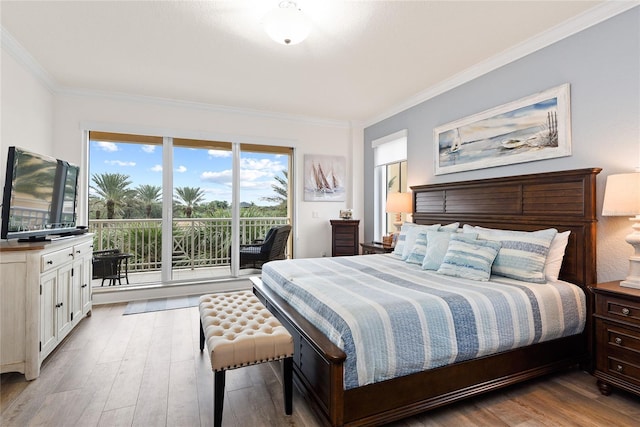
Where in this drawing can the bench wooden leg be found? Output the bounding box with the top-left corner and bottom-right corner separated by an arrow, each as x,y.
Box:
214,370 -> 225,427
283,357 -> 293,415
199,320 -> 205,351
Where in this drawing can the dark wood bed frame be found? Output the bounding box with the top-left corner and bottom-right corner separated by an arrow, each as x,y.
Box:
252,168 -> 601,427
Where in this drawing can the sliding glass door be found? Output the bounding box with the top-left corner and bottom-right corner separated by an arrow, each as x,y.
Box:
88,132 -> 292,287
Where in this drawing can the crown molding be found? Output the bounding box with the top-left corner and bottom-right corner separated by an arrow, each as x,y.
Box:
1,26 -> 351,130
60,87 -> 351,129
1,27 -> 59,93
363,1 -> 639,128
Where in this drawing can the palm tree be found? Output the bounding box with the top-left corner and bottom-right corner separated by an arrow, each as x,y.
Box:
261,170 -> 288,207
174,186 -> 206,218
90,173 -> 134,219
136,184 -> 162,218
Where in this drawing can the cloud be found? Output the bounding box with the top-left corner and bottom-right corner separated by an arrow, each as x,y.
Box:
141,145 -> 156,153
240,157 -> 285,176
201,170 -> 232,184
208,149 -> 232,158
151,164 -> 163,172
105,160 -> 135,167
175,165 -> 187,173
95,141 -> 118,152
200,157 -> 286,188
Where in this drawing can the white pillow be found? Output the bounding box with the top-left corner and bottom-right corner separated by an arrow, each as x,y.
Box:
544,230 -> 570,281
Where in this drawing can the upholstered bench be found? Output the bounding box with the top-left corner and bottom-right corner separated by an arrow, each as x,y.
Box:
199,291 -> 294,427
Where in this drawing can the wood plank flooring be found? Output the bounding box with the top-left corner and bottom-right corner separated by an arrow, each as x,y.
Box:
2,303 -> 638,426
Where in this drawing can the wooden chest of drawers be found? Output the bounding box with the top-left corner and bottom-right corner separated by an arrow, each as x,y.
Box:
591,281 -> 640,397
330,220 -> 359,257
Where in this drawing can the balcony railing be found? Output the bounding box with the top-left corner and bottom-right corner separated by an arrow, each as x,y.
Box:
89,217 -> 289,273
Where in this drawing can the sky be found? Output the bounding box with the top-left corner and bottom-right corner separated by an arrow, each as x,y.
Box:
89,140 -> 287,205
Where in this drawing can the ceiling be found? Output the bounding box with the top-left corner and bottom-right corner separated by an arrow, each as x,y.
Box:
1,1 -> 608,123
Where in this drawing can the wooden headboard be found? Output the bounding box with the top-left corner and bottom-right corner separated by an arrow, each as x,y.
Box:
411,168 -> 601,288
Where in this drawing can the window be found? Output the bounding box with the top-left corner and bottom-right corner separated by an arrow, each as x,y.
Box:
88,131 -> 292,287
373,130 -> 408,241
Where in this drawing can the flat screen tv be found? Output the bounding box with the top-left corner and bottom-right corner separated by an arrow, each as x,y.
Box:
1,146 -> 81,242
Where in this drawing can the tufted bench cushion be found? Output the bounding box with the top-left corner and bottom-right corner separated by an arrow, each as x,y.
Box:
199,291 -> 294,371
198,290 -> 294,426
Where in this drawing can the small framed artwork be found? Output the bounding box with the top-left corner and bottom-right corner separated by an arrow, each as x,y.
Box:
339,209 -> 353,219
434,84 -> 572,175
304,154 -> 346,201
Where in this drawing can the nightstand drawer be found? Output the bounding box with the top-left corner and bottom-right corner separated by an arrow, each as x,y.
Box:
599,322 -> 640,354
602,355 -> 640,387
595,294 -> 640,327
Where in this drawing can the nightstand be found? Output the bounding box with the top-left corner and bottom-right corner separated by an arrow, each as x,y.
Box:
330,220 -> 360,256
360,242 -> 394,255
591,280 -> 640,397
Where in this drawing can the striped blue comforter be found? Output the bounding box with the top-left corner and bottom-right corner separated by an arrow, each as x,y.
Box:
261,254 -> 586,390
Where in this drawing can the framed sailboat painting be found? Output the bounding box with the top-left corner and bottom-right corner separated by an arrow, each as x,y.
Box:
434,84 -> 572,175
304,154 -> 346,201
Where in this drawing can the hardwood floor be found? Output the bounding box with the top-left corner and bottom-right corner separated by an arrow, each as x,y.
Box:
2,304 -> 638,427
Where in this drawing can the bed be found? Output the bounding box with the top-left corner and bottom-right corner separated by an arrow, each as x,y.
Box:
251,168 -> 600,427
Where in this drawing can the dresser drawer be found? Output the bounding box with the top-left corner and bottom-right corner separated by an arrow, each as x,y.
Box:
73,240 -> 94,257
41,248 -> 74,272
595,294 -> 640,327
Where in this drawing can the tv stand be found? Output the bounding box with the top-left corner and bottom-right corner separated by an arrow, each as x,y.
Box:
0,234 -> 93,379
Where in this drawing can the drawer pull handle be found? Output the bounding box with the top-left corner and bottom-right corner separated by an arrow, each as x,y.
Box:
615,337 -> 623,345
621,307 -> 630,315
616,364 -> 624,373
47,260 -> 53,265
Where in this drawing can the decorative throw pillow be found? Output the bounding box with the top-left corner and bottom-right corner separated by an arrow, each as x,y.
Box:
392,222 -> 416,257
405,232 -> 429,265
463,225 -> 558,283
440,222 -> 460,232
422,230 -> 477,270
401,224 -> 442,260
544,230 -> 571,281
437,235 -> 502,281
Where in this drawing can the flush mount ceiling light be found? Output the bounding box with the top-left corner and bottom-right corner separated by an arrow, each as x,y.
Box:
262,1 -> 311,45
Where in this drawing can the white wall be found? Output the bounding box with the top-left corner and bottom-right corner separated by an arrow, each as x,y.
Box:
0,47 -> 55,192
2,40 -> 363,260
363,7 -> 640,283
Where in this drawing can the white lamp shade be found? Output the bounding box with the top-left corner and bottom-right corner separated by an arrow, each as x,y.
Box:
386,192 -> 412,213
602,172 -> 640,216
263,2 -> 311,45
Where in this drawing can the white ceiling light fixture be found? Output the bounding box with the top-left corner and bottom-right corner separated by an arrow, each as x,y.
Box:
262,1 -> 311,45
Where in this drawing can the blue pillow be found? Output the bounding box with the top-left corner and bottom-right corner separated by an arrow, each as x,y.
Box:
422,230 -> 477,270
392,222 -> 416,257
437,235 -> 502,281
405,232 -> 428,265
401,224 -> 441,260
463,225 -> 557,283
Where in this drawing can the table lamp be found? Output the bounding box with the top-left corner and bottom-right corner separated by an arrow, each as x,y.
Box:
602,172 -> 640,289
386,192 -> 413,233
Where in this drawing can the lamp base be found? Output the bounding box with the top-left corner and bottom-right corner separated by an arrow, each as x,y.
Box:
620,279 -> 640,290
621,220 -> 640,289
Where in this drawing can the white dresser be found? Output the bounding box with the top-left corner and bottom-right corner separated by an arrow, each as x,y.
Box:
0,234 -> 93,380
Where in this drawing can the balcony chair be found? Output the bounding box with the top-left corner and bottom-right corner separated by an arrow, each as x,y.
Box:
238,224 -> 291,269
92,248 -> 132,286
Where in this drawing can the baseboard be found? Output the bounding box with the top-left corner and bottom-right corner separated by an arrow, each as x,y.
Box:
92,277 -> 253,305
